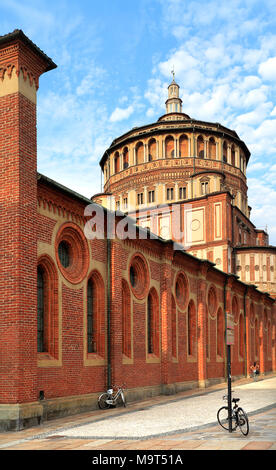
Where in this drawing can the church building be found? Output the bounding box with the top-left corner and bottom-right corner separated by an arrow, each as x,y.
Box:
0,30 -> 275,431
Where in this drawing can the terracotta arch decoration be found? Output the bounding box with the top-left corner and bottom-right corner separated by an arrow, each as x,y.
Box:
208,286 -> 217,316
175,271 -> 189,310
37,254 -> 59,358
129,252 -> 150,300
55,222 -> 89,284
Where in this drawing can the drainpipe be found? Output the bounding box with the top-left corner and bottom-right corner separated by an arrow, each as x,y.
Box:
107,236 -> 112,389
223,277 -> 228,381
243,286 -> 248,378
224,275 -> 233,432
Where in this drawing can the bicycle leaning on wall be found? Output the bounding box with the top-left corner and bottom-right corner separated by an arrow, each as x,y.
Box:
98,384 -> 127,409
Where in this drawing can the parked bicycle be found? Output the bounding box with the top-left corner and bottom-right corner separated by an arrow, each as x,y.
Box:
98,384 -> 127,409
217,393 -> 249,436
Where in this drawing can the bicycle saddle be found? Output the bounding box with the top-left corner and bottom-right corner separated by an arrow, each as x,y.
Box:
232,398 -> 240,403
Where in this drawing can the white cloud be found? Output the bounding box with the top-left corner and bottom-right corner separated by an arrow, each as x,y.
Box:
248,177 -> 276,245
109,105 -> 134,122
258,57 -> 276,81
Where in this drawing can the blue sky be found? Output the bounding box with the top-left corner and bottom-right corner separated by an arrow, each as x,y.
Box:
1,0 -> 276,244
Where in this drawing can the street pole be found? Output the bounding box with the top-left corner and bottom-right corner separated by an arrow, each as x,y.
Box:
227,344 -> 232,433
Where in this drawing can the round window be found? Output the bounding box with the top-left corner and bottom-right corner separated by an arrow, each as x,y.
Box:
208,287 -> 217,316
129,253 -> 149,299
58,241 -> 71,268
55,223 -> 89,284
175,272 -> 189,309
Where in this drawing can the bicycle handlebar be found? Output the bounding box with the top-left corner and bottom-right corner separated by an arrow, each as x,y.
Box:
112,384 -> 127,389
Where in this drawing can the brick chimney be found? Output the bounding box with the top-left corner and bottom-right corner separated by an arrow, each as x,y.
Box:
0,30 -> 56,430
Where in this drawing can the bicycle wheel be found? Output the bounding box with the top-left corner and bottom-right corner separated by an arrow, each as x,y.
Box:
98,393 -> 111,409
237,407 -> 249,436
121,391 -> 127,407
217,406 -> 231,430
117,391 -> 127,407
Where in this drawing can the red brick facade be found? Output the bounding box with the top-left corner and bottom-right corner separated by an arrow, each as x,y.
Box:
0,30 -> 275,431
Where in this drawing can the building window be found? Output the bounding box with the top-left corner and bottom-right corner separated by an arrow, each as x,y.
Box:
116,200 -> 120,211
37,266 -> 45,353
122,279 -> 131,358
37,256 -> 59,358
255,318 -> 259,360
206,311 -> 210,359
148,139 -> 156,161
87,279 -> 96,353
123,197 -> 128,210
87,271 -> 105,357
136,142 -> 144,165
187,300 -> 196,356
175,272 -> 189,310
56,223 -> 89,284
147,288 -> 159,356
167,187 -> 174,200
223,142 -> 227,163
201,181 -> 209,195
148,190 -> 155,203
165,136 -> 174,158
217,308 -> 224,357
197,135 -> 204,158
123,147 -> 129,169
239,314 -> 244,358
58,241 -> 70,268
179,135 -> 188,157
179,186 -> 186,200
114,152 -> 120,173
129,253 -> 149,300
208,137 -> 216,159
171,295 -> 177,359
231,145 -> 235,166
137,193 -> 144,205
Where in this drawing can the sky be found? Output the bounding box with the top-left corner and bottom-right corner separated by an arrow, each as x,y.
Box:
1,0 -> 276,244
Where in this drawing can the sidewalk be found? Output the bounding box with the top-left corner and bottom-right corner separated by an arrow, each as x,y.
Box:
0,374 -> 275,450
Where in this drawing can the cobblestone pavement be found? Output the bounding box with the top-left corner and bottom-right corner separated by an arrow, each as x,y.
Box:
0,375 -> 275,451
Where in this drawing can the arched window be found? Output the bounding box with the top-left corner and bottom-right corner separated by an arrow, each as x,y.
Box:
179,135 -> 188,157
206,306 -> 210,359
122,279 -> 131,358
208,137 -> 216,159
37,256 -> 59,358
87,271 -> 105,357
165,136 -> 174,158
148,138 -> 157,161
37,266 -> 45,353
197,135 -> 204,158
268,320 -> 272,357
147,288 -> 159,356
136,142 -> 144,165
217,308 -> 224,357
123,147 -> 129,169
223,141 -> 227,163
187,300 -> 196,357
232,296 -> 239,323
171,295 -> 177,359
87,278 -> 95,353
239,313 -> 244,358
231,145 -> 235,166
255,318 -> 259,360
250,303 -> 255,361
114,152 -> 120,173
